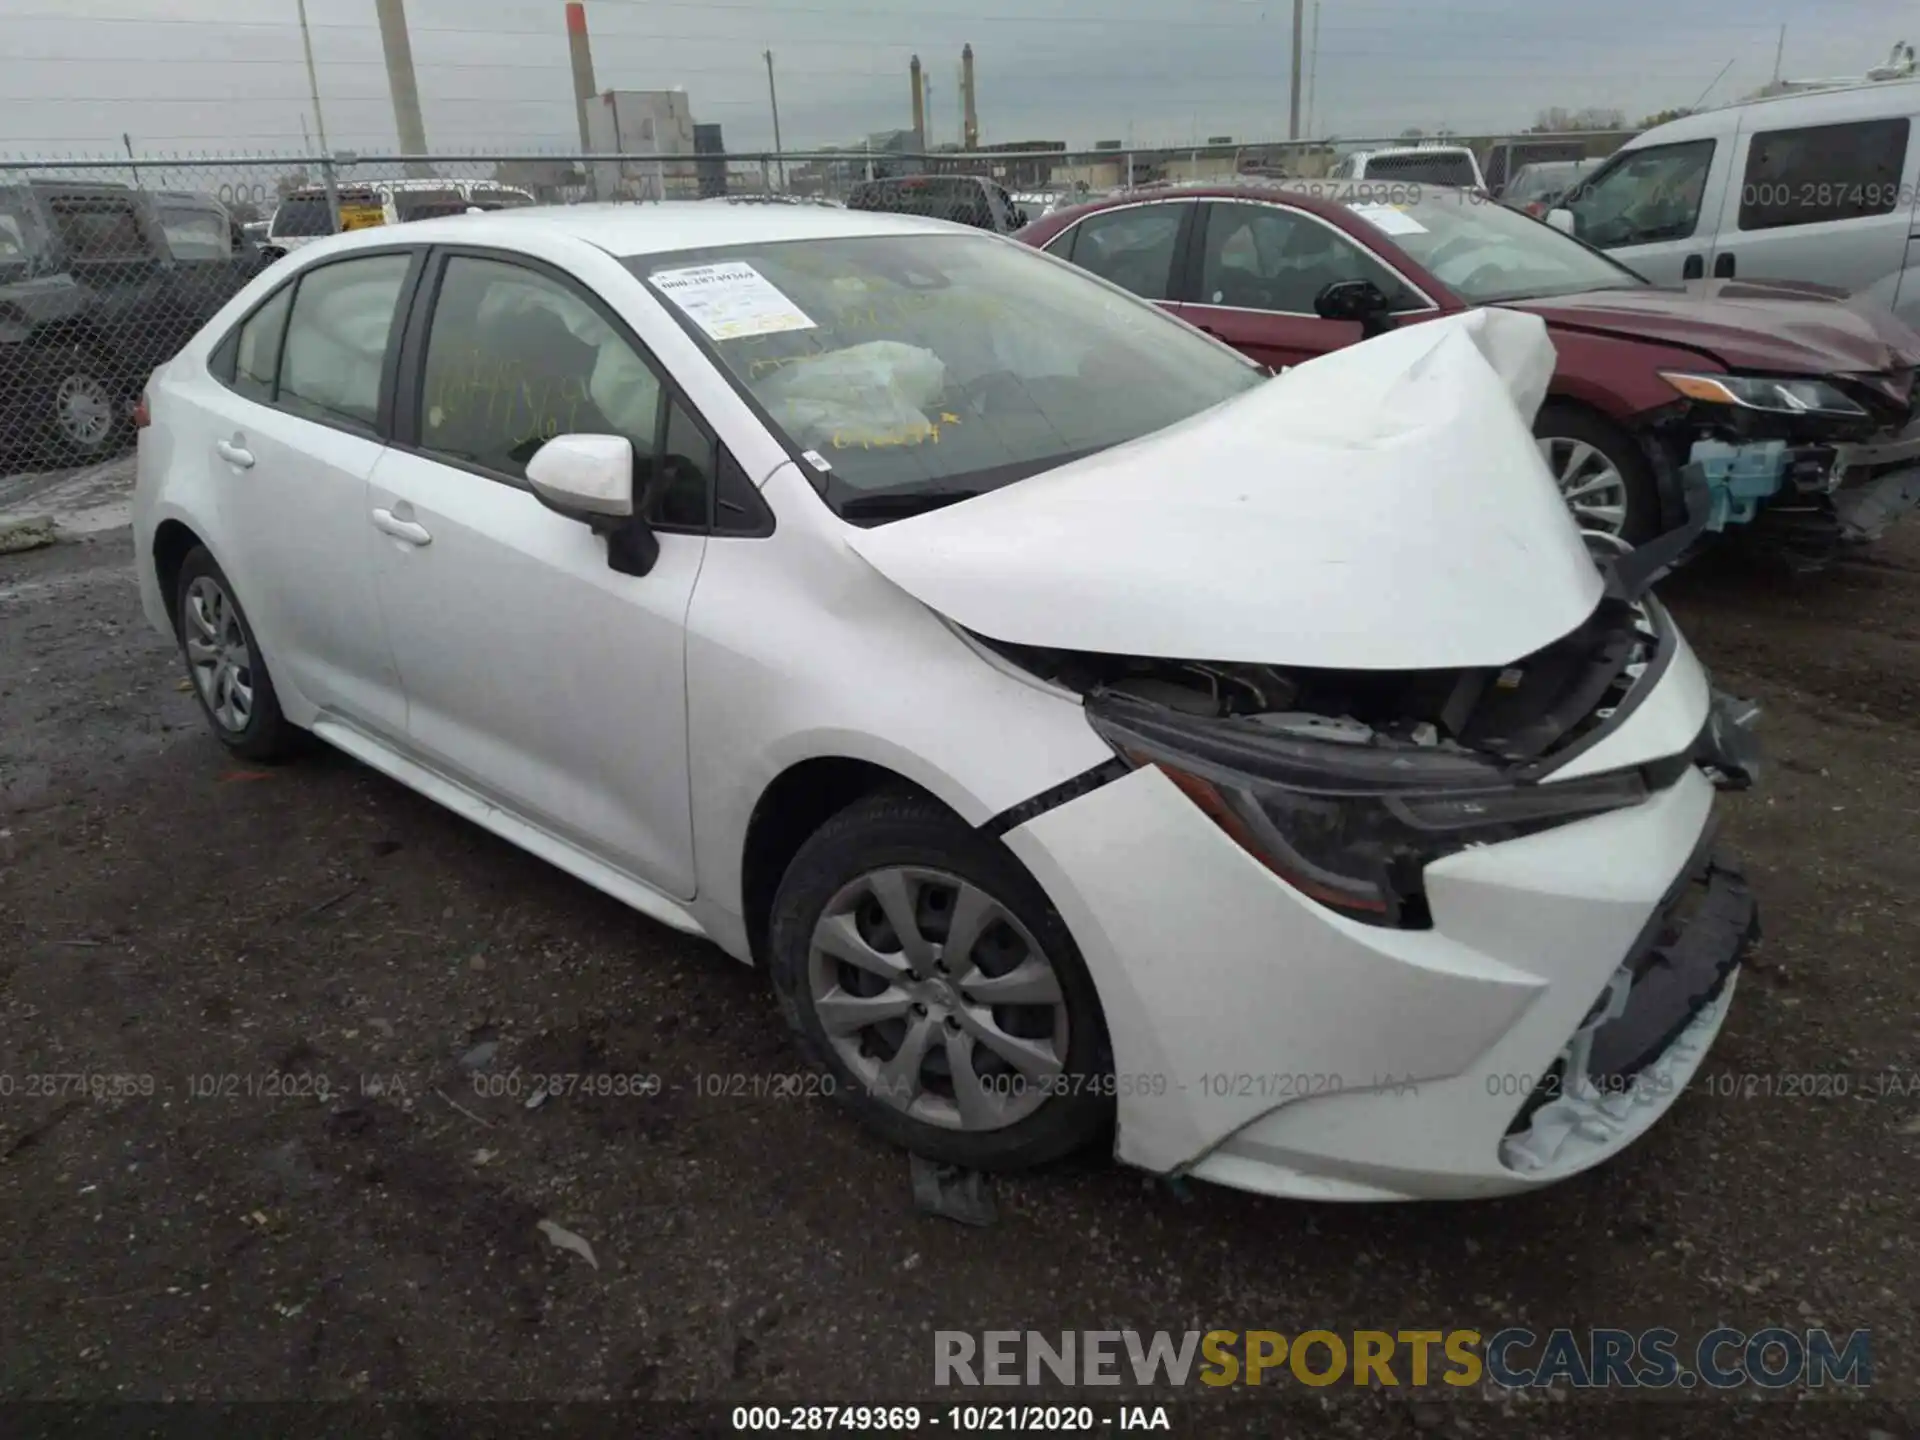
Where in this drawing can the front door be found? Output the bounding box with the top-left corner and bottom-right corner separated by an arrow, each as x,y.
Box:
1563,137 -> 1729,285
366,250 -> 708,898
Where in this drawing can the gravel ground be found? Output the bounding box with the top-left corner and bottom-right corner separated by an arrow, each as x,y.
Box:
0,518 -> 1916,1437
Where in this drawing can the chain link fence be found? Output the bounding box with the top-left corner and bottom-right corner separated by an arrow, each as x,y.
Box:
0,130 -> 1638,485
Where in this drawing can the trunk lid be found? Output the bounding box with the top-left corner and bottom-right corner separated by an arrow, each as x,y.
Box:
845,309 -> 1604,672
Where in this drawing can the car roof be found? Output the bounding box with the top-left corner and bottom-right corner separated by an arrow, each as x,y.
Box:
1033,179 -> 1477,230
297,199 -> 983,258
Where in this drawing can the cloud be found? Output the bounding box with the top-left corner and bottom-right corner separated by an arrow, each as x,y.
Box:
0,0 -> 1909,155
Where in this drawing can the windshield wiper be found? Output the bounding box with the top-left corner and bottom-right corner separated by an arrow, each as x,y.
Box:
838,488 -> 983,521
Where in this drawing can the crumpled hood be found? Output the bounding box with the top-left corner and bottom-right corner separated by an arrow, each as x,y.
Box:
845,308 -> 1605,671
1504,280 -> 1920,379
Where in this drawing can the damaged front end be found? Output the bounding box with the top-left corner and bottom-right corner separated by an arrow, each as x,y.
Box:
979,523 -> 1759,935
1654,366 -> 1920,564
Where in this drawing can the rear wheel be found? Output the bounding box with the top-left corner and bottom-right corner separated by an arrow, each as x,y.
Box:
38,342 -> 128,462
173,547 -> 303,761
768,788 -> 1112,1171
1533,404 -> 1661,545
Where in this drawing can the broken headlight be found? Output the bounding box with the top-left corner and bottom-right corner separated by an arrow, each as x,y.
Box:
1660,371 -> 1868,419
1088,695 -> 1650,929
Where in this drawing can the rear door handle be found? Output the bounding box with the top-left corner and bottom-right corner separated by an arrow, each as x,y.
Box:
214,438 -> 254,469
1713,252 -> 1737,278
371,508 -> 432,547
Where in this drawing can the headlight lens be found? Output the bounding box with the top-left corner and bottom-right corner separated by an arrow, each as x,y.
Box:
1660,371 -> 1868,418
1089,697 -> 1650,928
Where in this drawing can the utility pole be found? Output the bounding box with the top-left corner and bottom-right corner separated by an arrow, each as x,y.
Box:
566,2 -> 598,152
764,50 -> 786,190
122,133 -> 140,189
294,0 -> 340,233
1772,25 -> 1787,89
375,0 -> 431,175
1305,0 -> 1321,140
1288,0 -> 1304,139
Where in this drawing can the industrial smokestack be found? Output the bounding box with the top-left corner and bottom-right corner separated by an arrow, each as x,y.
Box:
909,55 -> 926,152
961,43 -> 978,149
374,0 -> 430,175
566,2 -> 598,152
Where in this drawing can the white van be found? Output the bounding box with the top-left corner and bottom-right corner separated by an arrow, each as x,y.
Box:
1554,77 -> 1920,327
262,177 -> 535,259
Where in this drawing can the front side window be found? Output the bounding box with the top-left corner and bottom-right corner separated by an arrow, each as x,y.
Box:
1566,140 -> 1715,247
159,205 -> 232,259
1198,202 -> 1412,313
1738,118 -> 1909,231
278,253 -> 411,431
417,254 -> 666,489
1066,204 -> 1185,301
631,232 -> 1264,515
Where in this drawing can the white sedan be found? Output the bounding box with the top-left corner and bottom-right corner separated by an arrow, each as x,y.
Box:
132,202 -> 1758,1200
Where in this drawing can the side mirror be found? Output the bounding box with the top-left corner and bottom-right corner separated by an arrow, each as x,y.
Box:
1546,207 -> 1576,235
527,433 -> 659,575
1314,278 -> 1396,340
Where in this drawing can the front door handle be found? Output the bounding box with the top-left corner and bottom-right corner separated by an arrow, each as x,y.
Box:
214,438 -> 254,469
1681,254 -> 1705,280
1713,252 -> 1736,278
371,508 -> 432,547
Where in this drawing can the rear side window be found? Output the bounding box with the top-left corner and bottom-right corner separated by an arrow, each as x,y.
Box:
232,284 -> 294,402
278,253 -> 411,432
1738,118 -> 1910,231
272,194 -> 335,238
1067,204 -> 1184,301
1363,152 -> 1479,187
47,198 -> 150,262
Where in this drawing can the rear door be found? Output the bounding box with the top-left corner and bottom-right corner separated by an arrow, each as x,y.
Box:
1174,200 -> 1434,369
198,248 -> 419,738
1712,111 -> 1917,306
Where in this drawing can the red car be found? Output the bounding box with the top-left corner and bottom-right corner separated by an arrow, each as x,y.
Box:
1017,182 -> 1920,560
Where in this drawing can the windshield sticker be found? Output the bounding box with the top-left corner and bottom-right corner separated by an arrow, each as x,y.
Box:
1349,204 -> 1429,237
651,261 -> 817,340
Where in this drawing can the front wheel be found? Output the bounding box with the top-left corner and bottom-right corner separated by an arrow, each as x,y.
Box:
1533,404 -> 1662,545
768,788 -> 1112,1171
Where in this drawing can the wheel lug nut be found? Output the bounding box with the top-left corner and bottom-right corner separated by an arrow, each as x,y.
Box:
943,1015 -> 961,1031
912,1003 -> 928,1016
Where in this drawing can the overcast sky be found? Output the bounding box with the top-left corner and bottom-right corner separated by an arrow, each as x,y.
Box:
1,0 -> 1914,156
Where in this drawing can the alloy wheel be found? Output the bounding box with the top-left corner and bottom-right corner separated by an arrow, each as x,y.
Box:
183,575 -> 255,733
1537,435 -> 1630,536
54,370 -> 116,449
806,866 -> 1070,1132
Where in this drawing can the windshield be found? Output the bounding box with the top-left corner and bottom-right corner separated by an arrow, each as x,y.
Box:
272,194 -> 336,237
628,234 -> 1265,514
1341,190 -> 1642,303
0,191 -> 38,270
1504,164 -> 1579,204
159,205 -> 231,258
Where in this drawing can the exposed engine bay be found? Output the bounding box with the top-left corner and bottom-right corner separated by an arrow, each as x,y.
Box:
980,592 -> 1665,769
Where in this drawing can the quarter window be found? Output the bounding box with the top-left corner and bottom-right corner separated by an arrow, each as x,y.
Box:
1738,119 -> 1910,231
232,283 -> 293,403
1197,203 -> 1409,314
278,253 -> 411,432
1066,204 -> 1184,300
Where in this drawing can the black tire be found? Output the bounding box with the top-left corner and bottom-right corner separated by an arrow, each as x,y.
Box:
768,787 -> 1113,1171
173,546 -> 304,762
36,341 -> 131,464
1533,403 -> 1663,546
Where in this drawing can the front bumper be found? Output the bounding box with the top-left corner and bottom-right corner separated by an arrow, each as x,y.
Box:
1002,660 -> 1753,1201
